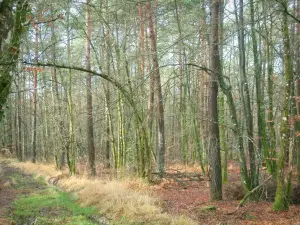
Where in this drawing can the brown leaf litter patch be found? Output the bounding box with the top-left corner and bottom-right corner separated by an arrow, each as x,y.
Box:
153,161 -> 300,224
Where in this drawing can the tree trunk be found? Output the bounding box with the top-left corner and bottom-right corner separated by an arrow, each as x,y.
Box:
208,0 -> 222,201
296,0 -> 300,184
66,1 -> 76,175
219,0 -> 227,184
263,0 -> 277,176
234,0 -> 257,189
31,24 -> 38,163
86,0 -> 96,176
146,2 -> 165,176
273,0 -> 293,210
174,0 -> 188,164
250,0 -> 267,174
219,95 -> 228,183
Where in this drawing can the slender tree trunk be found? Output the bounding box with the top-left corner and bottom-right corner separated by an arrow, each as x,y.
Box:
146,1 -> 165,176
208,0 -> 222,200
66,1 -> 76,175
174,0 -> 188,164
273,0 -> 293,210
51,9 -> 63,169
86,0 -> 96,176
219,0 -> 227,184
219,95 -> 228,183
114,16 -> 126,169
142,3 -> 155,151
250,0 -> 267,172
103,0 -> 111,169
31,25 -> 38,163
7,97 -> 13,148
105,90 -> 111,168
296,0 -> 300,184
263,0 -> 277,176
138,3 -> 145,85
17,83 -> 22,160
199,0 -> 209,168
41,77 -> 49,161
15,66 -> 22,161
217,35 -> 250,193
234,0 -> 257,189
14,97 -> 18,158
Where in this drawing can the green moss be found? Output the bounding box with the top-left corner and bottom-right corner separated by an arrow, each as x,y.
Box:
273,180 -> 289,211
12,188 -> 98,224
245,212 -> 257,220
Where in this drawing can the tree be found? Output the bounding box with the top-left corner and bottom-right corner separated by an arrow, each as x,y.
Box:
146,1 -> 165,176
273,0 -> 293,211
208,0 -> 222,200
263,0 -> 277,176
249,0 -> 268,175
296,0 -> 300,184
66,0 -> 76,175
86,0 -> 96,176
234,0 -> 257,190
0,0 -> 28,122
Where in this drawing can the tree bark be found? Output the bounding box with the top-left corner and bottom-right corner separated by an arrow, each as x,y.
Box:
146,1 -> 165,176
273,0 -> 293,210
263,0 -> 277,176
31,24 -> 38,163
208,0 -> 222,200
86,0 -> 96,176
250,0 -> 268,174
296,0 -> 300,184
234,0 -> 257,189
66,0 -> 76,175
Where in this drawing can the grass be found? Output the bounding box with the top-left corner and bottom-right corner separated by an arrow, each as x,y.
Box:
5,173 -> 46,190
13,188 -> 98,225
10,160 -> 198,225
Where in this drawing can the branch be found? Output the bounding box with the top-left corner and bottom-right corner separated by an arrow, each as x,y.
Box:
160,63 -> 213,75
22,61 -> 127,94
225,175 -> 272,215
274,0 -> 300,23
24,15 -> 64,27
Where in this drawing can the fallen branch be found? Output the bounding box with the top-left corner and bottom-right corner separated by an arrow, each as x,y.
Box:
225,175 -> 272,215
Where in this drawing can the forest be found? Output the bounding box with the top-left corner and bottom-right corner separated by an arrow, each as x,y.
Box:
0,0 -> 300,224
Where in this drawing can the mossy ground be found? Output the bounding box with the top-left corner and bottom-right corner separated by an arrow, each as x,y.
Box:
12,187 -> 98,225
0,160 -> 99,225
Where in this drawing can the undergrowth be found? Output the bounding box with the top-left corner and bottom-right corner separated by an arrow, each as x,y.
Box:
11,160 -> 197,225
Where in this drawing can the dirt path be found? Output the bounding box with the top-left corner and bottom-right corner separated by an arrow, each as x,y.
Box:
0,160 -> 102,225
0,160 -> 41,224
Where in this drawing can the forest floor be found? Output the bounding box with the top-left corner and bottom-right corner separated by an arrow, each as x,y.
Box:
153,161 -> 300,224
2,158 -> 300,224
0,160 -> 104,225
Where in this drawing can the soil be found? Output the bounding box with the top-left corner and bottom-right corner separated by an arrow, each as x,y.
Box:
2,158 -> 300,224
0,160 -> 99,225
153,161 -> 300,224
0,160 -> 41,225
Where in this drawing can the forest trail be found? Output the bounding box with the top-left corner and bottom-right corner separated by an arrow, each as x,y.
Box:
0,159 -> 102,225
2,158 -> 300,224
0,160 -> 29,225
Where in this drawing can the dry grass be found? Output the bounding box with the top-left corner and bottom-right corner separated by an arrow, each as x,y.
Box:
166,163 -> 204,174
9,160 -> 197,225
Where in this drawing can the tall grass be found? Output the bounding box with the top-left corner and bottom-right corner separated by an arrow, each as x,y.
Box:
10,160 -> 197,225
